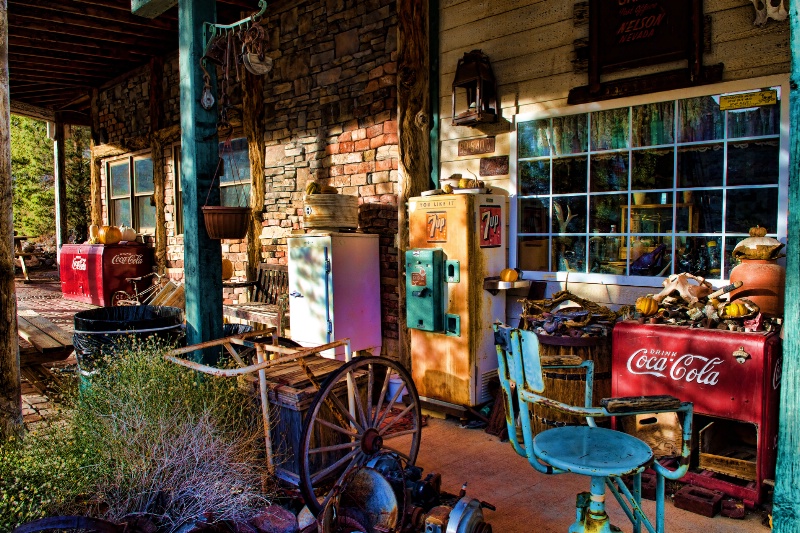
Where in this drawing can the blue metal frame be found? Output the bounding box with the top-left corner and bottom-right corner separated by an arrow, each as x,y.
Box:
494,324 -> 693,533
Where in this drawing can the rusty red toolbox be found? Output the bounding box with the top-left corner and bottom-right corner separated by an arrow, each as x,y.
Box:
612,321 -> 782,505
60,243 -> 153,306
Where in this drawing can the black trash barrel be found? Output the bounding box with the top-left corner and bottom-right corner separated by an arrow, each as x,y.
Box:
73,305 -> 184,378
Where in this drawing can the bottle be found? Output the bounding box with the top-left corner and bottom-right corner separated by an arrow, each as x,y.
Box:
707,240 -> 721,277
607,225 -> 620,261
695,243 -> 710,277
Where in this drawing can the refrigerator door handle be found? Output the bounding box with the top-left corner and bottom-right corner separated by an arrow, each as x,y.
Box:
289,291 -> 304,298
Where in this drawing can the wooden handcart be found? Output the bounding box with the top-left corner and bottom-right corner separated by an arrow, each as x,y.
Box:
165,330 -> 422,517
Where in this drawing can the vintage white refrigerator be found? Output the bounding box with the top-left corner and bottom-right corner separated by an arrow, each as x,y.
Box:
288,231 -> 382,359
407,193 -> 507,407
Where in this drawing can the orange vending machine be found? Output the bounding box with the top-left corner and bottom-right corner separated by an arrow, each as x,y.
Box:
407,193 -> 507,407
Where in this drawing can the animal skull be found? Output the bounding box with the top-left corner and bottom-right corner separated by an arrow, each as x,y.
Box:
653,273 -> 713,305
751,0 -> 787,26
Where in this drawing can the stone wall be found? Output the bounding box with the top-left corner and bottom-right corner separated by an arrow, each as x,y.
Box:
95,0 -> 401,357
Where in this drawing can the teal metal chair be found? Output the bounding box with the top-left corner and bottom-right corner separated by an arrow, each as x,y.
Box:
494,324 -> 693,533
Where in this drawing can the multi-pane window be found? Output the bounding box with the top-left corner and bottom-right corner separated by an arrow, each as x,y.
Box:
107,154 -> 156,233
515,84 -> 785,282
219,137 -> 250,208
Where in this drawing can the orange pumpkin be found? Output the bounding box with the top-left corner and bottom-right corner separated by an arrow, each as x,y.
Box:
222,258 -> 234,280
500,268 -> 519,282
98,225 -> 122,245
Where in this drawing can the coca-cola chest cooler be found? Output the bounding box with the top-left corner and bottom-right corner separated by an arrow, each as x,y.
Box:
613,321 -> 781,505
60,243 -> 153,306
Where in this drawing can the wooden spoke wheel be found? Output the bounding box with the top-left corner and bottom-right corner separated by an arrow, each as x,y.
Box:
298,356 -> 422,516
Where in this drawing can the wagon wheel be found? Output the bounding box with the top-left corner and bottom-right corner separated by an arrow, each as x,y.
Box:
299,356 -> 422,516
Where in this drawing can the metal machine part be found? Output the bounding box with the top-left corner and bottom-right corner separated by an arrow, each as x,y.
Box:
424,497 -> 493,533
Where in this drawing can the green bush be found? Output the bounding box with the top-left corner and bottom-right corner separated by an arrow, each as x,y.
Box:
1,337 -> 273,531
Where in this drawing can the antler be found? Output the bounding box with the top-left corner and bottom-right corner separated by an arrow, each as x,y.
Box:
554,202 -> 577,233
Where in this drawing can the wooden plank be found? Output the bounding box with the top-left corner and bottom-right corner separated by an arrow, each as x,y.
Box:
21,314 -> 72,347
17,316 -> 63,353
771,3 -> 800,531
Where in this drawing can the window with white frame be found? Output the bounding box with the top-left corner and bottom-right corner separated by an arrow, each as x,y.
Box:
107,154 -> 156,233
513,80 -> 787,284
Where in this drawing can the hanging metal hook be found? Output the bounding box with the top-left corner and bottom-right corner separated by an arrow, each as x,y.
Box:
203,0 -> 267,51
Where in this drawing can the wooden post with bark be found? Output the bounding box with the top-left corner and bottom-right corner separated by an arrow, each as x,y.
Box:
771,3 -> 800,531
396,0 -> 431,368
0,0 -> 22,440
53,118 -> 67,251
89,88 -> 102,227
241,66 -> 265,280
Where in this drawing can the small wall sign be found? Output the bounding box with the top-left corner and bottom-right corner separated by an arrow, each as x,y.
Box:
426,211 -> 447,243
479,205 -> 502,248
458,137 -> 495,156
479,156 -> 509,177
719,90 -> 777,111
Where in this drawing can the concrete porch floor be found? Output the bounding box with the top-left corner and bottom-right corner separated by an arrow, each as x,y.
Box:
408,417 -> 768,532
13,269 -> 771,532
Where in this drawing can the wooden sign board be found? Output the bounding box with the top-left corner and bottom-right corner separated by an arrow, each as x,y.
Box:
479,156 -> 509,177
719,90 -> 778,111
458,137 -> 495,156
593,0 -> 694,72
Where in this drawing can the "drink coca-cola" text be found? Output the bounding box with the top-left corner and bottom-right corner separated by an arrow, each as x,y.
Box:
71,256 -> 87,271
626,348 -> 723,386
111,253 -> 144,265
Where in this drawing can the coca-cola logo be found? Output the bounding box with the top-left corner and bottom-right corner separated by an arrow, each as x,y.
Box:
111,253 -> 144,265
72,256 -> 87,271
626,348 -> 723,386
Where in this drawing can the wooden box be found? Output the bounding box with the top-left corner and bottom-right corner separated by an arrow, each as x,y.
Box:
261,355 -> 364,486
699,420 -> 758,481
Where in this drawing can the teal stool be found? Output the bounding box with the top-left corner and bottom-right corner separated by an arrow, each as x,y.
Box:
494,325 -> 693,533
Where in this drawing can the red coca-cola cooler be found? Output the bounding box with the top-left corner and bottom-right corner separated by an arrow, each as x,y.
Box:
613,321 -> 781,505
60,243 -> 154,306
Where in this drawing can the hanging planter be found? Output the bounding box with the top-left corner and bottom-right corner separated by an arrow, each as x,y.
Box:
202,205 -> 250,240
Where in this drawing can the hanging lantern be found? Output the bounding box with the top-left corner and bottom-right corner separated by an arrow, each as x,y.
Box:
451,50 -> 498,126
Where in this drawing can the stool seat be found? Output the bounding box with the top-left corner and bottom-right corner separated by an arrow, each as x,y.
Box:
534,426 -> 653,477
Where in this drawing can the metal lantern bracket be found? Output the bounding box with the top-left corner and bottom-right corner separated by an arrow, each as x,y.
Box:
202,0 -> 268,60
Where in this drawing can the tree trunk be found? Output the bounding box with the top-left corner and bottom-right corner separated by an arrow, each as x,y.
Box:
0,0 -> 22,441
241,66 -> 265,280
89,88 -> 102,227
396,0 -> 431,368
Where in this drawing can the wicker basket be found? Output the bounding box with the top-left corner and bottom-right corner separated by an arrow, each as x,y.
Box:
202,206 -> 250,239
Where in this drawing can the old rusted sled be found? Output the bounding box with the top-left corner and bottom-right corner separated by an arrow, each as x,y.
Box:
493,325 -> 693,533
165,330 -> 422,518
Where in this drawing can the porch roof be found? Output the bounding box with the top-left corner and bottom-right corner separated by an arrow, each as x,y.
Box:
7,0 -> 258,118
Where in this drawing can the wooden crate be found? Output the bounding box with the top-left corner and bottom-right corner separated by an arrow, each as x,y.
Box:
262,355 -> 365,486
699,420 -> 758,481
620,412 -> 683,458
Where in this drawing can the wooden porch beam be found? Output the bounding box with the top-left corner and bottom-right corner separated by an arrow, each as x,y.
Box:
9,6 -> 176,41
9,99 -> 55,122
9,33 -> 150,61
53,119 -> 68,252
178,0 -> 223,362
16,0 -> 178,31
11,48 -> 127,68
0,0 -> 22,441
396,0 -> 431,367
771,3 -> 800,531
10,61 -> 114,78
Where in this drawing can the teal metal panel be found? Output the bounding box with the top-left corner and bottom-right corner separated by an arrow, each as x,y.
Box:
131,0 -> 177,19
179,0 -> 223,363
773,3 -> 800,530
406,248 -> 444,331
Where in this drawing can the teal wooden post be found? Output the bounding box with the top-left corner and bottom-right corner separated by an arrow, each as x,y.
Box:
772,3 -> 800,531
178,0 -> 223,362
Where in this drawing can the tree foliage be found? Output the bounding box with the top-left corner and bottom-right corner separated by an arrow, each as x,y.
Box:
11,116 -> 92,242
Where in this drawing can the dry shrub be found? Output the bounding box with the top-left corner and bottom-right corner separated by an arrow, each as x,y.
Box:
71,336 -> 275,530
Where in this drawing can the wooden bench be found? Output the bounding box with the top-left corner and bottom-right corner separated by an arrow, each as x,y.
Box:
222,263 -> 289,336
18,312 -> 73,365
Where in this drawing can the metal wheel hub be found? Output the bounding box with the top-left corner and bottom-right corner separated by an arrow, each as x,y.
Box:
361,427 -> 383,454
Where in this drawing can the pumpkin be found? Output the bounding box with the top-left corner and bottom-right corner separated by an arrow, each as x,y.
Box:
119,225 -> 137,241
221,258 -> 234,280
500,268 -> 519,282
725,302 -> 749,318
635,295 -> 658,316
97,225 -> 122,245
749,225 -> 768,237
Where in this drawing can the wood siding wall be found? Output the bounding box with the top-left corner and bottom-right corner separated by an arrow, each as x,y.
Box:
437,0 -> 790,320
